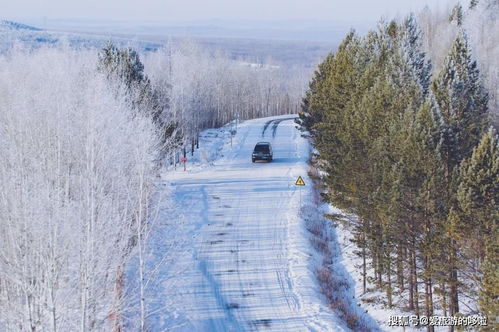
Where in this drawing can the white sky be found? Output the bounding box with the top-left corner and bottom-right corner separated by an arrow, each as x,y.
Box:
4,0 -> 453,22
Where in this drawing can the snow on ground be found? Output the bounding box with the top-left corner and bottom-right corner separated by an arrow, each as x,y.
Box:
132,115 -> 376,331
330,206 -> 483,331
320,205 -> 411,331
301,202 -> 383,332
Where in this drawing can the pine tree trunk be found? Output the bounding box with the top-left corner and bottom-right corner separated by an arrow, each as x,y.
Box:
408,252 -> 414,310
372,246 -> 378,286
362,246 -> 367,294
449,242 -> 459,316
424,274 -> 434,332
377,250 -> 383,289
428,278 -> 434,331
441,282 -> 447,316
397,245 -> 405,292
387,254 -> 393,308
424,215 -> 434,331
412,247 -> 420,315
362,219 -> 367,294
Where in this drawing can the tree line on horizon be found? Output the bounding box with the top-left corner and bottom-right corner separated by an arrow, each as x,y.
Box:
299,10 -> 497,330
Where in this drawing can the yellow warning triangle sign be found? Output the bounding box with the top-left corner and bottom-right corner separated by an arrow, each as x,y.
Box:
295,176 -> 306,186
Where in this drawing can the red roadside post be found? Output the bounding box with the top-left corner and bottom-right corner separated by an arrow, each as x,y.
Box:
181,157 -> 187,171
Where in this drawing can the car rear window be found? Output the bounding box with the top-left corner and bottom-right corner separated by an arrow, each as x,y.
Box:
254,145 -> 270,152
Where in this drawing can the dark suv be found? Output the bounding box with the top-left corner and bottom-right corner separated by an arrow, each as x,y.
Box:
252,142 -> 273,162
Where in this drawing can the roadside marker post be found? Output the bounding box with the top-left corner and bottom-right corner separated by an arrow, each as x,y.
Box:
295,176 -> 306,207
181,157 -> 187,171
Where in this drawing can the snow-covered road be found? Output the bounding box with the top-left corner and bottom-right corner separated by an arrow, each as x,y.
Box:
149,115 -> 344,331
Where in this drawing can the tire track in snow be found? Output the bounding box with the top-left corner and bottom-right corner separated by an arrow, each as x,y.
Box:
194,185 -> 244,331
261,117 -> 295,139
261,119 -> 275,137
156,115 -> 346,332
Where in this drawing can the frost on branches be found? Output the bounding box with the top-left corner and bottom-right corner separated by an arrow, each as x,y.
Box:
0,47 -> 158,331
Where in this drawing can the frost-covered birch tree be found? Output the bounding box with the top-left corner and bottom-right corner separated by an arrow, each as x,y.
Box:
143,41 -> 306,146
0,47 -> 158,332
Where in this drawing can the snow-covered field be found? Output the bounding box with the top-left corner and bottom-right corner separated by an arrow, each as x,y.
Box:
134,115 -> 362,331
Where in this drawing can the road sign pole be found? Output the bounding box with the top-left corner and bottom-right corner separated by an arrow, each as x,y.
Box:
295,176 -> 305,209
299,186 -> 302,208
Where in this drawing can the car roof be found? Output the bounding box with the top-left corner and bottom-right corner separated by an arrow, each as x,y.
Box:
256,142 -> 271,145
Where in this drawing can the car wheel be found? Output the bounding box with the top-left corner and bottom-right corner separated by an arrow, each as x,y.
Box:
252,158 -> 255,163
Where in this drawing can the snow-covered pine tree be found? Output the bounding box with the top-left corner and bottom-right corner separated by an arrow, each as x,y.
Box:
99,42 -> 145,90
433,30 -> 489,165
299,53 -> 334,133
457,128 -> 499,328
304,3 -> 496,325
402,13 -> 432,96
432,29 -> 490,316
98,42 -> 177,153
449,4 -> 464,26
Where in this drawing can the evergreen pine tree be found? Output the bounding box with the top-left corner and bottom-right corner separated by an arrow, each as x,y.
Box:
457,129 -> 499,327
98,42 -> 145,90
449,4 -> 464,26
402,14 -> 432,96
299,53 -> 335,132
98,42 -> 176,150
305,16 -> 493,322
432,30 -> 490,315
312,31 -> 363,207
433,31 -> 489,165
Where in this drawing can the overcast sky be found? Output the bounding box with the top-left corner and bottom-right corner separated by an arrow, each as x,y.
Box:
4,0 -> 453,23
